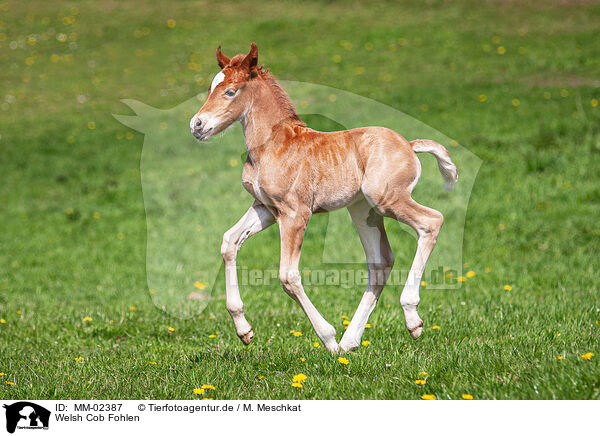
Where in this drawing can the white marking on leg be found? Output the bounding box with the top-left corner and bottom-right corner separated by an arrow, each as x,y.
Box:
222,203 -> 275,344
339,199 -> 393,353
400,209 -> 442,339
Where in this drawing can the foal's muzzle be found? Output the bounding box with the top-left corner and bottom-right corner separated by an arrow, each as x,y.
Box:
189,114 -> 214,141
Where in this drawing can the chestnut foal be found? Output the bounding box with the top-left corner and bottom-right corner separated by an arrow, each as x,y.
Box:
190,44 -> 458,353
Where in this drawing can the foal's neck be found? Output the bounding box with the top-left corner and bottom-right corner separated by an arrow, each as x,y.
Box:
240,79 -> 301,155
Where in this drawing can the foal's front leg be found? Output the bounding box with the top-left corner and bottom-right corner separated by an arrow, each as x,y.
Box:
278,213 -> 339,352
221,201 -> 275,344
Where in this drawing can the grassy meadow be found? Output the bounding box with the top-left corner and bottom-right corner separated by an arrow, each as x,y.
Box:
0,0 -> 599,400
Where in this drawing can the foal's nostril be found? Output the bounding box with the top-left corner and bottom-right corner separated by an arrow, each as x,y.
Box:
195,119 -> 202,128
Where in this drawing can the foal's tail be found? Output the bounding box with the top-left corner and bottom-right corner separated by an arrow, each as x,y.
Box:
410,139 -> 458,192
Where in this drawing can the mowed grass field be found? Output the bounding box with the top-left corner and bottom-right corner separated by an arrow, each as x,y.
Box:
1,0 -> 599,400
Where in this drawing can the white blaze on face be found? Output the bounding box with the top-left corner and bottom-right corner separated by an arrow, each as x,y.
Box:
210,71 -> 225,93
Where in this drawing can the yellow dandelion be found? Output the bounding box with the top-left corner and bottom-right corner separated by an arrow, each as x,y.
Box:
6,381 -> 14,386
512,99 -> 520,107
82,316 -> 92,322
229,159 -> 238,167
462,394 -> 473,400
421,281 -> 427,287
591,98 -> 598,107
129,306 -> 137,311
193,281 -> 207,290
201,384 -> 216,390
167,19 -> 176,28
147,361 -> 157,365
478,94 -> 487,102
466,271 -> 476,278
202,398 -> 213,400
485,267 -> 492,273
420,371 -> 428,376
581,352 -> 594,360
291,382 -> 303,388
149,289 -> 156,295
293,331 -> 303,337
544,91 -> 551,100
361,340 -> 370,347
74,357 -> 85,362
497,46 -> 506,55
432,325 -> 441,330
365,323 -> 371,329
457,276 -> 467,282
93,212 -> 101,219
560,89 -> 569,97
343,320 -> 350,326
341,315 -> 349,320
332,54 -> 342,63
338,357 -> 349,365
87,121 -> 96,130
208,334 -> 217,338
415,379 -> 426,386
167,327 -> 175,332
293,373 -> 307,383
421,394 -> 435,400
0,373 -> 6,376
556,356 -> 564,360
193,388 -> 204,395
159,122 -> 168,130
299,357 -> 306,362
313,342 -> 320,348
258,375 -> 264,380
504,285 -> 512,291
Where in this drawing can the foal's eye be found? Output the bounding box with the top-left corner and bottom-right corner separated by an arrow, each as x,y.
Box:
224,88 -> 236,97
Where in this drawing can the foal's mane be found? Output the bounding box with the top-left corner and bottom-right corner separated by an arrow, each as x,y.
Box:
229,53 -> 305,126
257,67 -> 306,126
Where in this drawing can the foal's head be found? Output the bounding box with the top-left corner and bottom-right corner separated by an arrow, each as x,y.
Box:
190,43 -> 260,141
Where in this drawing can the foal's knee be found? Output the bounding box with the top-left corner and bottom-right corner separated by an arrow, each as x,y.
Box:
279,269 -> 302,296
220,231 -> 235,262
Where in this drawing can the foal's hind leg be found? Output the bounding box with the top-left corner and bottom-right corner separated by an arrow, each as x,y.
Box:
221,201 -> 275,344
338,199 -> 394,353
389,197 -> 443,339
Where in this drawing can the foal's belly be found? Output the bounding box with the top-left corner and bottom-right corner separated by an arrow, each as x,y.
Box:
241,157 -> 363,214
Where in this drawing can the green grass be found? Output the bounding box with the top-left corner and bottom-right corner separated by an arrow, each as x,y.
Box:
1,0 -> 599,400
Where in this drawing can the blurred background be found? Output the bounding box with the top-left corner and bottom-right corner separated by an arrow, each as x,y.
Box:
0,1 -> 598,399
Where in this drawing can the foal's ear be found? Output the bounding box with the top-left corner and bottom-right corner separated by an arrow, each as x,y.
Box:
241,43 -> 258,72
216,46 -> 230,69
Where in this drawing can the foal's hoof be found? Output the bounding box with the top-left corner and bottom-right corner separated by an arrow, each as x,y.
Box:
239,329 -> 254,345
408,321 -> 424,340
